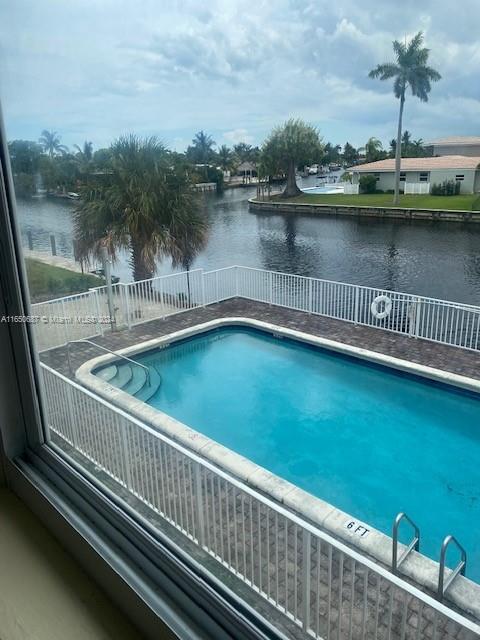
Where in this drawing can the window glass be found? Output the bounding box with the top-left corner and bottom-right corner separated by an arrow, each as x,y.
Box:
1,6 -> 479,640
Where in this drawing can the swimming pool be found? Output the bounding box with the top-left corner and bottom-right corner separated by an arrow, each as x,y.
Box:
94,325 -> 480,582
301,184 -> 344,194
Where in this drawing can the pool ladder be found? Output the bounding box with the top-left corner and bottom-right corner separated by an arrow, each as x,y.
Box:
392,512 -> 467,601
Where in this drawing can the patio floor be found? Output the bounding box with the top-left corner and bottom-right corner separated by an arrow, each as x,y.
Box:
41,297 -> 480,382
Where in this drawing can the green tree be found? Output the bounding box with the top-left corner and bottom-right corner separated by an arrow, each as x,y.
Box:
401,130 -> 412,154
187,130 -> 216,165
8,140 -> 43,174
260,119 -> 323,197
38,130 -> 68,158
217,144 -> 235,171
359,137 -> 386,163
389,138 -> 397,158
411,138 -> 428,157
342,142 -> 359,166
74,141 -> 94,176
73,135 -> 207,282
232,142 -> 260,164
323,142 -> 342,165
369,31 -> 441,204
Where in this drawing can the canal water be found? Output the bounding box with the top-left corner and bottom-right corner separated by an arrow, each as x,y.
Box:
15,180 -> 480,305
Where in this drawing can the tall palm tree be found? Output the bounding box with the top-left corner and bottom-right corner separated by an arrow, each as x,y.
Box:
38,130 -> 68,158
73,135 -> 207,282
369,32 -> 441,204
191,130 -> 216,164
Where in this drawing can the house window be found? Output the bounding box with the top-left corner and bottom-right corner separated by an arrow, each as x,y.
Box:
456,174 -> 465,181
400,172 -> 406,182
419,172 -> 429,182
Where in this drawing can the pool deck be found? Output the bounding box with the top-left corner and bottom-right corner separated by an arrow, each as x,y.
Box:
40,299 -> 480,638
41,297 -> 480,382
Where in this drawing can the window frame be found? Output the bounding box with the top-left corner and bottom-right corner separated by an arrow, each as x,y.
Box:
0,106 -> 284,640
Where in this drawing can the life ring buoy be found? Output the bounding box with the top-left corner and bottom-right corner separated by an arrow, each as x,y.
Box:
371,294 -> 392,320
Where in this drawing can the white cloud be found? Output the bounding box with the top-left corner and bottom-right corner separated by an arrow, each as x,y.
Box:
222,128 -> 254,145
0,0 -> 478,151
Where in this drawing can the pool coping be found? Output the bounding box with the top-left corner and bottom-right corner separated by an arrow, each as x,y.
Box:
75,316 -> 480,620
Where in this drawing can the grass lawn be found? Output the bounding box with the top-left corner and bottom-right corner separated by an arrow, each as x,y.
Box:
277,193 -> 480,211
26,258 -> 103,302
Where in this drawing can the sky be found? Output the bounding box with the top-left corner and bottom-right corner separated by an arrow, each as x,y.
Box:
0,0 -> 479,153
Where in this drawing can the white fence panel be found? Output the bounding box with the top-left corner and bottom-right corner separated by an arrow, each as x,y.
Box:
124,269 -> 204,327
203,267 -> 237,304
32,265 -> 480,353
343,183 -> 360,194
404,182 -> 430,195
32,291 -> 102,351
41,363 -> 480,640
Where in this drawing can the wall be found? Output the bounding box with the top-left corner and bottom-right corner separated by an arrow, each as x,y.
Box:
352,169 -> 478,193
433,143 -> 480,157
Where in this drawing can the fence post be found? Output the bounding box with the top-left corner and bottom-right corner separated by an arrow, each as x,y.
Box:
89,288 -> 104,336
120,420 -> 133,492
61,298 -> 69,345
201,270 -> 206,308
66,382 -> 79,449
308,278 -> 313,314
354,286 -> 360,324
414,298 -> 422,339
123,283 -> 131,330
194,463 -> 206,548
234,266 -> 239,298
302,530 -> 311,631
269,271 -> 273,305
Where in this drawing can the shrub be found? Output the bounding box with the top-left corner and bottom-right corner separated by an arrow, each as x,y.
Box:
359,174 -> 377,194
431,180 -> 461,196
339,171 -> 352,183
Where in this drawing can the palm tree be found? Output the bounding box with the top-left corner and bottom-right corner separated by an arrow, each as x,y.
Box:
74,141 -> 93,161
369,32 -> 441,204
412,138 -> 426,157
38,130 -> 68,158
359,137 -> 384,163
74,141 -> 94,174
217,144 -> 234,171
190,131 -> 216,164
73,135 -> 208,282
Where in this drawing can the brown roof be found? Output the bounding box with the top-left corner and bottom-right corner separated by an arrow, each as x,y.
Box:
347,156 -> 480,173
425,136 -> 480,146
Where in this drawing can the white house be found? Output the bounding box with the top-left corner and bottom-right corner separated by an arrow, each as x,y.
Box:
424,136 -> 480,157
347,156 -> 480,194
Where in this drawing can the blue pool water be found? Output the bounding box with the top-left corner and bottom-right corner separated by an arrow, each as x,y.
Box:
98,328 -> 480,580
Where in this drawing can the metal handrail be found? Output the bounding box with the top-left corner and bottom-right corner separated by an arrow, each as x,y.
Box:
392,512 -> 420,573
438,535 -> 467,599
66,339 -> 151,386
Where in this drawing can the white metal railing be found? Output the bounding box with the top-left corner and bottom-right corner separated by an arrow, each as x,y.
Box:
32,266 -> 480,353
40,363 -> 480,639
404,182 -> 431,195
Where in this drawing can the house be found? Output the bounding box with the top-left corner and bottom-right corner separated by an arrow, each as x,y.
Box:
347,156 -> 480,194
424,136 -> 480,157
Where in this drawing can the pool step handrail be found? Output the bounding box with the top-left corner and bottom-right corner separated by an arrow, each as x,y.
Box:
438,535 -> 467,600
66,339 -> 151,386
392,512 -> 420,574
